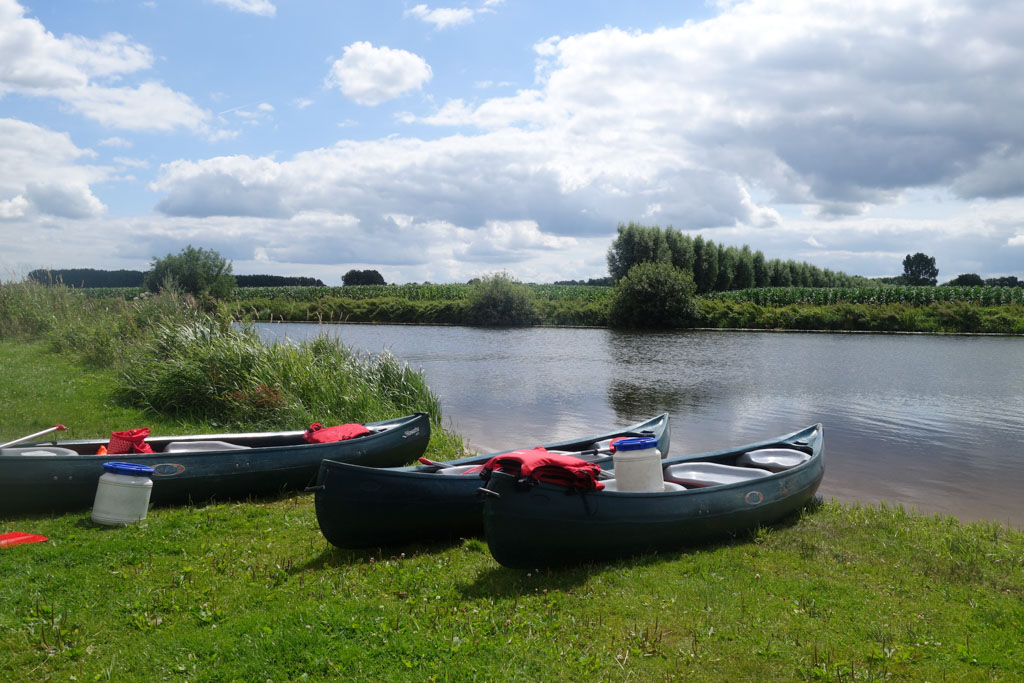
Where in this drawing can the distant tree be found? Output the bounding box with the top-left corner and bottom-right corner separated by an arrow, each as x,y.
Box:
692,236 -> 719,293
342,269 -> 386,286
606,222 -> 671,281
664,227 -> 695,273
985,276 -> 1023,288
944,273 -> 984,287
902,253 -> 939,286
552,277 -> 614,286
235,274 -> 325,287
144,245 -> 235,298
27,268 -> 145,288
733,245 -> 756,290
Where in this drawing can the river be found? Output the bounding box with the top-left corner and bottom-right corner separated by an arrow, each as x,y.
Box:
256,323 -> 1024,527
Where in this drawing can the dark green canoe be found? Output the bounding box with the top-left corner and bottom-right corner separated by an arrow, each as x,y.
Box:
312,413 -> 671,548
480,424 -> 823,568
0,413 -> 430,517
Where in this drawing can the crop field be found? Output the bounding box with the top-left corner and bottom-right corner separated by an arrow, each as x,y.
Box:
707,285 -> 1024,307
81,284 -> 616,303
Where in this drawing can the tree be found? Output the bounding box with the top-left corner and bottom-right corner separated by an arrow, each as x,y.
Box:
609,262 -> 697,329
342,269 -> 386,286
606,222 -> 671,281
902,253 -> 938,286
466,272 -> 539,326
144,245 -> 235,298
945,273 -> 984,287
664,227 -> 694,272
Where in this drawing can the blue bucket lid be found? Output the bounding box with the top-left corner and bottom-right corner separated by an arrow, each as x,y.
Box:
614,437 -> 659,452
102,461 -> 155,476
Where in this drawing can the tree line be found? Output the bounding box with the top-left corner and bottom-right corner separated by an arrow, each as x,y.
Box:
27,267 -> 324,289
607,222 -> 872,293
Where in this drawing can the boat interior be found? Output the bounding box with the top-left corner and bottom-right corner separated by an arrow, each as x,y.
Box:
600,443 -> 814,492
0,425 -> 391,456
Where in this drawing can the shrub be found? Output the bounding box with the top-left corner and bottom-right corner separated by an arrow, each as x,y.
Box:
609,262 -> 697,329
466,272 -> 540,327
144,245 -> 236,299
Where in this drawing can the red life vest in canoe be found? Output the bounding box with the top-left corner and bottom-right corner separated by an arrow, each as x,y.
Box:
303,422 -> 372,444
483,448 -> 605,491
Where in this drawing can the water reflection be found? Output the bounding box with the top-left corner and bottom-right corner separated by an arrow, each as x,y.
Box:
254,323 -> 1024,526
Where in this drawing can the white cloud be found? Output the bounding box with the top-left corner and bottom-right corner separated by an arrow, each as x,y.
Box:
405,4 -> 477,30
98,137 -> 133,148
0,0 -> 214,135
325,42 -> 432,106
0,118 -> 108,219
208,0 -> 276,17
1008,234 -> 1024,247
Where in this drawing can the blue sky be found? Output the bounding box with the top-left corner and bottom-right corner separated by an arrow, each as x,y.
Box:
2,0 -> 1023,284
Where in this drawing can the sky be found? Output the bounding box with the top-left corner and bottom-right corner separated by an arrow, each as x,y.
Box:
2,0 -> 1023,285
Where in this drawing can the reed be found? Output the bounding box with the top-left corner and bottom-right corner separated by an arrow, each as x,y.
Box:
0,282 -> 456,448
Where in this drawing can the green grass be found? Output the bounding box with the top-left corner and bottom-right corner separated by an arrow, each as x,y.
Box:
2,495 -> 1021,680
2,338 -> 1022,680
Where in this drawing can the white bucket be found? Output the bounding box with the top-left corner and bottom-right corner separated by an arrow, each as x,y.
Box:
610,437 -> 663,492
91,462 -> 155,525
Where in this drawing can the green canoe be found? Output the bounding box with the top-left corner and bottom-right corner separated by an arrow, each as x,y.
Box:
0,413 -> 430,517
312,413 -> 671,548
480,424 -> 823,568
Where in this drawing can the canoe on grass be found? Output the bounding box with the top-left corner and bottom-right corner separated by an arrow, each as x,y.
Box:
0,413 -> 430,516
480,424 -> 823,568
312,413 -> 671,548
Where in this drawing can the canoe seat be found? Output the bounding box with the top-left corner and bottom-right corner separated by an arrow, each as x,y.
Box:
163,440 -> 251,453
664,462 -> 772,488
736,448 -> 810,472
601,478 -> 685,492
435,464 -> 485,476
0,446 -> 79,457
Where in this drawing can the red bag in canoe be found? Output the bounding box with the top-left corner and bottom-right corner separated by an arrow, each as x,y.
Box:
303,422 -> 372,444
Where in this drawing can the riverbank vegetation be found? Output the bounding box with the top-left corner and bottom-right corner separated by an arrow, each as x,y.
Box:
0,280 -> 463,460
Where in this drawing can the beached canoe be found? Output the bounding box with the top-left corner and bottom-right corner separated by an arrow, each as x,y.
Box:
480,424 -> 823,568
0,413 -> 430,517
312,413 -> 671,548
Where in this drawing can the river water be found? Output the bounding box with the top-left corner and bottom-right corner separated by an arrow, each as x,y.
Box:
256,323 -> 1024,527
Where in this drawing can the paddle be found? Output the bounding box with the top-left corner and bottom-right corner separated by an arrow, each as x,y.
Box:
0,425 -> 67,450
0,532 -> 49,549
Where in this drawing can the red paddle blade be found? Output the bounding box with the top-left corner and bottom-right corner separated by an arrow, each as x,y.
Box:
0,532 -> 49,549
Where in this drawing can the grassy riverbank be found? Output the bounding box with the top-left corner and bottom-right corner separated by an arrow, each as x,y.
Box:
2,335 -> 1023,679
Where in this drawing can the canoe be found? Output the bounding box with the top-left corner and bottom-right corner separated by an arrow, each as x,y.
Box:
312,413 -> 671,548
0,413 -> 430,517
480,424 -> 823,568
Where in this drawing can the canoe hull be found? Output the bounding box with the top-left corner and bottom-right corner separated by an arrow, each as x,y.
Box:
482,424 -> 824,568
313,413 -> 671,548
0,413 -> 430,517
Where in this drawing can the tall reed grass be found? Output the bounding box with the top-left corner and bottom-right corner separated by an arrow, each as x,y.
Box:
0,282 -> 458,454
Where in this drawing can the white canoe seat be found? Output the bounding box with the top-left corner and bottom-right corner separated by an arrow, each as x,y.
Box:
600,478 -> 686,492
664,462 -> 772,488
736,448 -> 810,472
163,440 -> 251,453
435,464 -> 485,476
0,446 -> 79,457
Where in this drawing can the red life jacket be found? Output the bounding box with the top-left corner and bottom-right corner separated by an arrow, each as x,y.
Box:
303,422 -> 372,444
107,428 -> 154,454
484,447 -> 605,491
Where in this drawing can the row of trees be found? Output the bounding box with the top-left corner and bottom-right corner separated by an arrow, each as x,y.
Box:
606,223 -> 870,293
